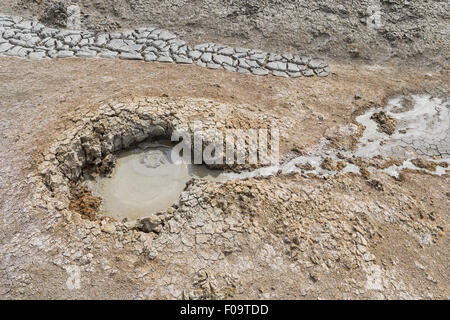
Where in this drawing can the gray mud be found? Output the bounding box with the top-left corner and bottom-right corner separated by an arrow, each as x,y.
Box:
86,142 -> 219,221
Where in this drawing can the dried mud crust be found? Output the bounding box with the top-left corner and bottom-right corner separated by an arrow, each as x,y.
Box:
41,94 -> 446,225
2,0 -> 449,69
32,95 -> 449,300
1,56 -> 449,299
34,160 -> 449,299
39,96 -> 289,223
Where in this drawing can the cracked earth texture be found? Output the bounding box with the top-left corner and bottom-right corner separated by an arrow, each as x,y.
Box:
0,54 -> 448,299
0,5 -> 449,300
1,0 -> 449,69
0,13 -> 329,77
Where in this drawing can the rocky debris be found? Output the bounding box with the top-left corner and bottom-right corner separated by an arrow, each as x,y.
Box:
370,111 -> 397,135
40,1 -> 68,28
137,215 -> 164,234
68,186 -> 102,221
410,158 -> 443,172
320,157 -> 345,172
0,13 -> 328,78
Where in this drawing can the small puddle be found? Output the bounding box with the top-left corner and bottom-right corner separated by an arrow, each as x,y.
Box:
86,142 -> 219,221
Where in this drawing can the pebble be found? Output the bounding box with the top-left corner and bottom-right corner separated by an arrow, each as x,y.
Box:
28,51 -> 47,59
196,60 -> 206,67
157,54 -> 173,63
5,46 -> 31,57
119,52 -> 143,60
95,34 -> 109,46
302,69 -> 315,77
0,42 -> 13,52
223,65 -> 236,72
3,29 -> 15,39
76,50 -> 97,58
158,30 -> 176,41
188,50 -> 202,60
251,68 -> 269,76
315,66 -> 330,77
213,54 -> 233,66
266,61 -> 287,71
237,67 -> 251,74
173,55 -> 193,64
288,72 -> 303,78
218,47 -> 234,56
200,52 -> 212,63
308,59 -> 327,69
287,63 -> 300,72
206,62 -> 221,69
100,50 -> 118,59
144,52 -> 157,62
272,70 -> 289,77
56,50 -> 74,58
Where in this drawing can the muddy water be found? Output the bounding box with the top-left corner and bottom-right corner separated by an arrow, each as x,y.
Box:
88,143 -> 219,221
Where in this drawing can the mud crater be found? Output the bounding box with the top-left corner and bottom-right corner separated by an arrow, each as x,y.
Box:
37,99 -> 229,232
37,96 -> 283,235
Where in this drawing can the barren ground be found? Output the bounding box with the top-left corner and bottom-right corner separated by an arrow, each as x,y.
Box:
2,0 -> 449,69
0,55 -> 449,299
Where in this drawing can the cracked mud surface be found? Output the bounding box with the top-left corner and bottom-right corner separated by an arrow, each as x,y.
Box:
1,0 -> 449,69
0,54 -> 449,299
0,13 -> 329,77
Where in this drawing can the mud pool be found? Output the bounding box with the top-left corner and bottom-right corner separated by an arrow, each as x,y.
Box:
86,143 -> 219,221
